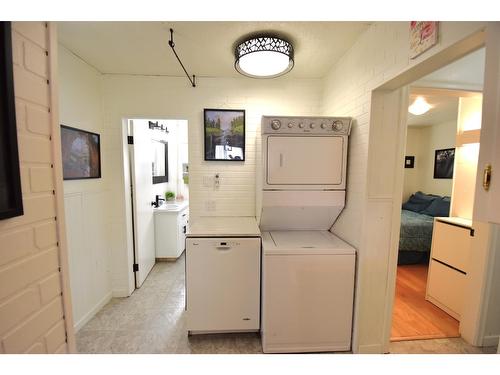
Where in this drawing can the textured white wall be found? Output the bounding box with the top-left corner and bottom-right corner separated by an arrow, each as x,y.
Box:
102,75 -> 322,295
321,21 -> 486,352
0,22 -> 69,353
58,45 -> 113,330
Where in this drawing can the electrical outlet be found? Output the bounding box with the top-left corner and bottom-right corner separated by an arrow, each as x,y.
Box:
205,200 -> 216,211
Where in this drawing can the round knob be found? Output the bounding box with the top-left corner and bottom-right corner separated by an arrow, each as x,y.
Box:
287,122 -> 294,128
320,123 -> 327,129
332,121 -> 343,131
309,123 -> 315,129
298,123 -> 305,129
271,120 -> 281,130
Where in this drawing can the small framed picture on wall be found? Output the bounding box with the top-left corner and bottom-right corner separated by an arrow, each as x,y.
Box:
434,148 -> 455,179
405,156 -> 415,168
204,108 -> 245,161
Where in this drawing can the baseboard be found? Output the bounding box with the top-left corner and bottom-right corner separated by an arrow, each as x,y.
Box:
112,289 -> 132,298
482,335 -> 499,347
74,291 -> 112,332
357,343 -> 384,354
156,257 -> 179,262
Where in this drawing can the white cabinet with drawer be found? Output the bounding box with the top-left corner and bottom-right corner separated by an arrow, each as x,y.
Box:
154,203 -> 189,260
425,217 -> 472,320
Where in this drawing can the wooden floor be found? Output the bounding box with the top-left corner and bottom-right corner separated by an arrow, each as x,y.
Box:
391,264 -> 460,342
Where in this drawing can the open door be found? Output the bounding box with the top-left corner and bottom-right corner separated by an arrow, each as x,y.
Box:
460,23 -> 500,346
474,22 -> 500,224
130,120 -> 156,288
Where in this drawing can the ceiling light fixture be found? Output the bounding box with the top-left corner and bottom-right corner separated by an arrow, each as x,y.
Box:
408,96 -> 432,115
235,35 -> 294,78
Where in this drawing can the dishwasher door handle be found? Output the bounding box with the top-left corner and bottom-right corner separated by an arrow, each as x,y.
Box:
216,245 -> 232,250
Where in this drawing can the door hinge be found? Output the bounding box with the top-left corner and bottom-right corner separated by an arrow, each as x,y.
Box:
128,136 -> 134,145
133,263 -> 139,272
470,228 -> 475,237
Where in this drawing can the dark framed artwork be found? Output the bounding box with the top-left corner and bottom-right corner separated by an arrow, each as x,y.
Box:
434,148 -> 455,179
405,156 -> 415,168
204,108 -> 245,161
61,125 -> 101,180
0,22 -> 24,220
152,140 -> 168,184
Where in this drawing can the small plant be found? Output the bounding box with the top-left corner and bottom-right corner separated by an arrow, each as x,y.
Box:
165,191 -> 175,201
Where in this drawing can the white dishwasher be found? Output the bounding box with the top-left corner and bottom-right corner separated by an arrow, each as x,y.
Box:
185,217 -> 261,334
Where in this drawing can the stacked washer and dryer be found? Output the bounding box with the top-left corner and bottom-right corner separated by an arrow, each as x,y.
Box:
259,116 -> 356,353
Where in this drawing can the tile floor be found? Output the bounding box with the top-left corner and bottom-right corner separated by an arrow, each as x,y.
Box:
76,253 -> 497,354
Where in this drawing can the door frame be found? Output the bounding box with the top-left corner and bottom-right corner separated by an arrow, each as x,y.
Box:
360,27 -> 498,353
120,117 -> 188,294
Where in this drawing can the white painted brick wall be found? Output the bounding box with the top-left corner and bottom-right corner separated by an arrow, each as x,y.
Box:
101,75 -> 323,295
0,22 -> 68,353
321,21 -> 486,351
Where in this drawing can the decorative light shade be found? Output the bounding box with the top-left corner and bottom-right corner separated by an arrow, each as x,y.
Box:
235,36 -> 294,78
408,96 -> 432,115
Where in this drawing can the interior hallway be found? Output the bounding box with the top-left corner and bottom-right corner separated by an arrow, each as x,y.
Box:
76,254 -> 496,354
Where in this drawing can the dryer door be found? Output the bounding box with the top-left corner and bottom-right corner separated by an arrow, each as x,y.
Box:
266,136 -> 344,186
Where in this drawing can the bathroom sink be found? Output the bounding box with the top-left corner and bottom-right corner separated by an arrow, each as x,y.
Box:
164,204 -> 179,209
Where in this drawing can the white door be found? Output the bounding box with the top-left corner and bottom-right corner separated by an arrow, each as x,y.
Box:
474,22 -> 500,225
130,120 -> 156,288
266,136 -> 344,185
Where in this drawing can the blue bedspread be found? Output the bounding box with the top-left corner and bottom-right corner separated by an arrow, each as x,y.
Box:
399,209 -> 434,254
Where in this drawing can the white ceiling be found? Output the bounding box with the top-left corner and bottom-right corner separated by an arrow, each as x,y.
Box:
408,47 -> 485,127
57,21 -> 370,78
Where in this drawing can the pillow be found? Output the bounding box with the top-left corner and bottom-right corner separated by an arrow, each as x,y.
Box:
402,191 -> 438,213
421,196 -> 451,217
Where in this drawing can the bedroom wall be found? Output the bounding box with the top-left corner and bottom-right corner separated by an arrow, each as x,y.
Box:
403,120 -> 457,202
58,44 -> 113,331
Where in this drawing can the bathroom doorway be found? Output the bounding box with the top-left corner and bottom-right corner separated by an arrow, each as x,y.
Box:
123,118 -> 189,289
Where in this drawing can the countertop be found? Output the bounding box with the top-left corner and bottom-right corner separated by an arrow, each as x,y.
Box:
186,216 -> 261,237
435,216 -> 473,229
154,200 -> 189,214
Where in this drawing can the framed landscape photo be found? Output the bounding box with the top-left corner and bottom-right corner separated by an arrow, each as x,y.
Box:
61,125 -> 101,180
0,22 -> 24,220
204,109 -> 245,161
434,148 -> 455,179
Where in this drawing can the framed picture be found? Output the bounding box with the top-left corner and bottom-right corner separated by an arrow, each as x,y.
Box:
0,22 -> 24,220
405,156 -> 415,168
409,21 -> 439,59
204,108 -> 245,161
61,125 -> 101,180
434,148 -> 455,179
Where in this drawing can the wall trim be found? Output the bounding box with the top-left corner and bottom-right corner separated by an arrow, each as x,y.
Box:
482,335 -> 500,347
357,343 -> 385,354
74,291 -> 113,332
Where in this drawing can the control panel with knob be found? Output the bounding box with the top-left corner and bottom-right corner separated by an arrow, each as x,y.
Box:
287,122 -> 294,128
309,123 -> 315,129
271,120 -> 281,130
320,123 -> 327,129
332,120 -> 343,131
298,123 -> 304,129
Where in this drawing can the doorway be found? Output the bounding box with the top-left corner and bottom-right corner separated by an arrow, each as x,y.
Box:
123,118 -> 189,289
390,51 -> 485,341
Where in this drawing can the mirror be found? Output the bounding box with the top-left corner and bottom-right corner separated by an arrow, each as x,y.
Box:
152,140 -> 168,184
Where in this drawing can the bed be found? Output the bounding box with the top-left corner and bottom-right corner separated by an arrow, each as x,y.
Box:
398,192 -> 451,265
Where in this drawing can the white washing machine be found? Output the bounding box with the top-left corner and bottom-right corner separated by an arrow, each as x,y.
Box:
261,231 -> 355,353
259,116 -> 356,353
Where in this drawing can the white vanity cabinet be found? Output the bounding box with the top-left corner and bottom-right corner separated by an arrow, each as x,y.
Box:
425,217 -> 472,320
154,202 -> 189,260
